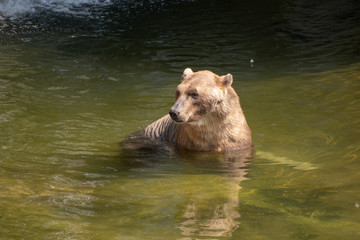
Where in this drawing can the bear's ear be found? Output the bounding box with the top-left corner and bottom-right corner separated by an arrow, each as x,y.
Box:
182,68 -> 193,81
218,73 -> 233,90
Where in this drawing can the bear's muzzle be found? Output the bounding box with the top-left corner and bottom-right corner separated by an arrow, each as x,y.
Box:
169,101 -> 184,122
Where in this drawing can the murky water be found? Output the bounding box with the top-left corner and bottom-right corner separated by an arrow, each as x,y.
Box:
1,0 -> 360,239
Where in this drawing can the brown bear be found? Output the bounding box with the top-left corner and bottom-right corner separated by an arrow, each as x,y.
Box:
141,68 -> 252,152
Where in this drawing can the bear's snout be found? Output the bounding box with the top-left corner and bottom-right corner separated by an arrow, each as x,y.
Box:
169,108 -> 180,121
169,101 -> 184,122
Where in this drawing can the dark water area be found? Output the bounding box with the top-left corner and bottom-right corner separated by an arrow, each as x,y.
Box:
1,0 -> 360,239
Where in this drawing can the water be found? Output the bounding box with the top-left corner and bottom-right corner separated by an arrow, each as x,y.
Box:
1,0 -> 360,239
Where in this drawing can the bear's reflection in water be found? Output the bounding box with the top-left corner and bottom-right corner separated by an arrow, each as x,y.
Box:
121,136 -> 252,238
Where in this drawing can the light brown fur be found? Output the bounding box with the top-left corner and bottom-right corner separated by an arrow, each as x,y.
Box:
142,68 -> 252,151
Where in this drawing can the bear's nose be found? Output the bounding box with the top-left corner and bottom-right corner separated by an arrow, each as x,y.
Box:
169,109 -> 180,121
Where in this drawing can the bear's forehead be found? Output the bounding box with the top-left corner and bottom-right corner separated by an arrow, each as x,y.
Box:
181,72 -> 218,87
179,81 -> 215,93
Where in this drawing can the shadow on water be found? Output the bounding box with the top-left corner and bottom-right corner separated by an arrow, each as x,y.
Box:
120,135 -> 252,238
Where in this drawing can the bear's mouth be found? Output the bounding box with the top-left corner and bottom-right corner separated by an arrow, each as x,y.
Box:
173,117 -> 199,125
169,115 -> 191,124
171,118 -> 186,124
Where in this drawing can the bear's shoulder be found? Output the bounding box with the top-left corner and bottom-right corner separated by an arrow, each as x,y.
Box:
143,115 -> 178,142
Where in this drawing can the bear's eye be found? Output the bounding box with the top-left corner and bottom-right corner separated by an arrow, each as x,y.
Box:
189,92 -> 199,99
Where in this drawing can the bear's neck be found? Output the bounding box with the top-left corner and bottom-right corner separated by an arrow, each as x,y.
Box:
177,108 -> 252,151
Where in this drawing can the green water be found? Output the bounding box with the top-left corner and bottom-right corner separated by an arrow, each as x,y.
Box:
1,0 -> 360,239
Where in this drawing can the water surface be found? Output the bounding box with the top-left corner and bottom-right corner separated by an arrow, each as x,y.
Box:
1,0 -> 360,239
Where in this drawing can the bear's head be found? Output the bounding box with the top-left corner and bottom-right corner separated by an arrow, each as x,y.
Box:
169,68 -> 234,125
